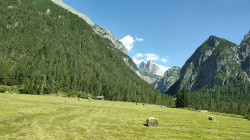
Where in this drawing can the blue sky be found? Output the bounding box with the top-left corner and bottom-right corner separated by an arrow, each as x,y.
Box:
62,0 -> 250,72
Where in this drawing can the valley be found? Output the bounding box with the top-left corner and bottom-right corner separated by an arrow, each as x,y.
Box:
1,93 -> 250,139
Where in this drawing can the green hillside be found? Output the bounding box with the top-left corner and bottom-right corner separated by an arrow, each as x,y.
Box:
1,93 -> 250,139
0,0 -> 173,105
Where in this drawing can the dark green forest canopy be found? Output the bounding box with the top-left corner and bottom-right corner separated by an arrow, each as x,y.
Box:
0,0 -> 174,106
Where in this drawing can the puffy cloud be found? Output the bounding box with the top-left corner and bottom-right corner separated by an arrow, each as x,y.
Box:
120,35 -> 135,51
134,53 -> 143,58
156,64 -> 170,73
132,58 -> 145,64
161,58 -> 167,63
120,35 -> 144,51
132,53 -> 159,62
144,53 -> 159,61
136,38 -> 144,42
132,53 -> 170,72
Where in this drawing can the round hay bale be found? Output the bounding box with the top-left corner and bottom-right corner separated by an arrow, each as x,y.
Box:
136,103 -> 138,105
65,100 -> 68,103
78,98 -> 81,101
146,117 -> 159,127
161,105 -> 163,108
209,116 -> 215,121
143,103 -> 145,106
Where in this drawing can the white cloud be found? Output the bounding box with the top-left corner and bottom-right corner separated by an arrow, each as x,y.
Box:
161,58 -> 167,63
156,64 -> 170,73
120,35 -> 135,51
132,58 -> 145,65
120,35 -> 144,51
132,53 -> 170,73
134,53 -> 143,58
132,53 -> 159,62
136,38 -> 144,42
144,53 -> 159,61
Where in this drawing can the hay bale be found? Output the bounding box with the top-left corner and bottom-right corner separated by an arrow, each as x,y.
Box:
88,97 -> 91,102
65,100 -> 68,103
136,103 -> 138,105
209,116 -> 215,121
146,117 -> 159,127
143,103 -> 145,106
78,98 -> 81,101
161,106 -> 163,108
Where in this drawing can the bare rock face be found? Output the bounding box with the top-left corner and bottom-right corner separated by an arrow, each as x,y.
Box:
146,117 -> 159,127
167,35 -> 250,94
238,32 -> 250,78
139,60 -> 164,76
154,66 -> 181,92
50,0 -> 127,55
138,60 -> 164,84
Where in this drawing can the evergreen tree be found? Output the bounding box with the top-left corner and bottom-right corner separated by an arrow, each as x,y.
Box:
175,88 -> 189,108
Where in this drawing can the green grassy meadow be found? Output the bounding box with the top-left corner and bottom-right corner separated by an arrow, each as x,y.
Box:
0,93 -> 250,140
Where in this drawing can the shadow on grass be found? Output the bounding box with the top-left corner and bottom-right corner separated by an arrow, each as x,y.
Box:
143,124 -> 148,127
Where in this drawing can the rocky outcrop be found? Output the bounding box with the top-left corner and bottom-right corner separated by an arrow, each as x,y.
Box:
138,60 -> 164,84
50,0 -> 127,55
167,34 -> 250,95
153,66 -> 181,92
139,72 -> 162,84
238,31 -> 250,76
139,60 -> 164,76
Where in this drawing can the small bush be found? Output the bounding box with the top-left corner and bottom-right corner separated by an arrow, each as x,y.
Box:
0,89 -> 6,93
245,115 -> 250,120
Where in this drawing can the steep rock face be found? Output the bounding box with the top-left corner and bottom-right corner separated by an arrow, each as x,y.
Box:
238,31 -> 250,77
139,72 -> 162,84
153,66 -> 181,92
138,60 -> 164,84
50,0 -> 127,55
167,35 -> 249,94
139,60 -> 164,76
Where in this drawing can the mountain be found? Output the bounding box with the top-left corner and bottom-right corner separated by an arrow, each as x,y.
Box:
153,66 -> 181,92
138,60 -> 164,84
51,0 -> 139,74
139,60 -> 164,76
51,0 -> 127,54
139,72 -> 162,84
0,0 -> 173,105
167,34 -> 250,95
238,31 -> 250,78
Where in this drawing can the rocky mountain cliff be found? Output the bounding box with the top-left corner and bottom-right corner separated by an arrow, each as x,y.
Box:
238,31 -> 250,78
167,33 -> 250,95
139,60 -> 164,76
138,60 -> 164,84
153,66 -> 181,92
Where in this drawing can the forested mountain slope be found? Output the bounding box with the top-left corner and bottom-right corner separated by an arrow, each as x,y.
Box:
0,0 -> 173,105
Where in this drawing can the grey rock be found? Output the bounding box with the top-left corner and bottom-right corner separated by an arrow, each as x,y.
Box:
167,35 -> 250,94
139,60 -> 164,76
154,66 -> 181,92
138,60 -> 164,84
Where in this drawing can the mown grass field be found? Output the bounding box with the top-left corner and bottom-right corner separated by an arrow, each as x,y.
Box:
0,93 -> 250,140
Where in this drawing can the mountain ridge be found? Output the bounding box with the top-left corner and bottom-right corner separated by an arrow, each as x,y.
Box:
167,34 -> 250,94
